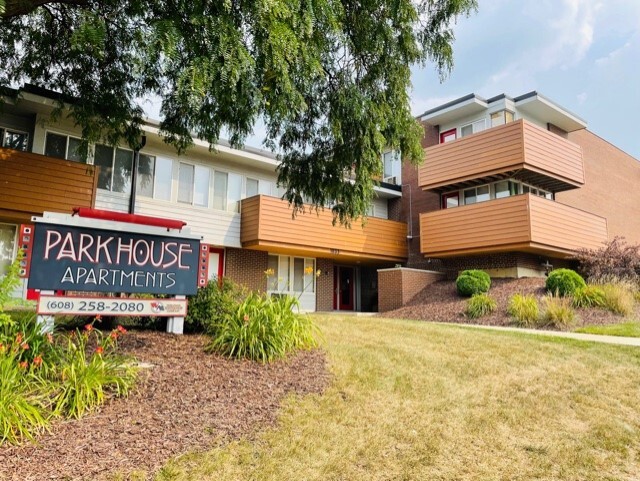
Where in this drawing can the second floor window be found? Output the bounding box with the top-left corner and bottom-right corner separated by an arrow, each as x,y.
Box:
382,150 -> 401,184
1,128 -> 29,152
460,119 -> 486,137
94,144 -> 133,193
178,162 -> 211,207
44,132 -> 82,161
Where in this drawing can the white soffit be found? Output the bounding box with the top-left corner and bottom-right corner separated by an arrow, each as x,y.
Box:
515,94 -> 587,132
419,95 -> 488,125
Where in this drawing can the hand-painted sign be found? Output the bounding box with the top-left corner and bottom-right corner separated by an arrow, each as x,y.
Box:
28,222 -> 200,295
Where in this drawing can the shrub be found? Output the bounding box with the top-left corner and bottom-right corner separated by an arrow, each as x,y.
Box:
575,236 -> 640,284
599,283 -> 635,316
185,278 -> 245,333
207,292 -> 319,362
545,269 -> 586,297
507,294 -> 540,327
456,270 -> 491,297
541,296 -> 577,328
465,293 -> 497,319
572,285 -> 606,309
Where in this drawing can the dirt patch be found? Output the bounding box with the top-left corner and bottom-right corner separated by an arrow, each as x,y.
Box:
0,331 -> 330,481
381,278 -> 639,328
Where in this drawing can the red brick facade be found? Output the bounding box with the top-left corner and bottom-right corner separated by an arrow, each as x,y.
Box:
378,268 -> 444,312
316,258 -> 334,311
224,248 -> 268,292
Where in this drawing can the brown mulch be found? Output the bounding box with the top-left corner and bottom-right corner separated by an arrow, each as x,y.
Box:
0,332 -> 330,481
381,278 -> 640,328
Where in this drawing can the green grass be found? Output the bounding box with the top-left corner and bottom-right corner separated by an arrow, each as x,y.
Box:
576,321 -> 640,338
154,315 -> 640,481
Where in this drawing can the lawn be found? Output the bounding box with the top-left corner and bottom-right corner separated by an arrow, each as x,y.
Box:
576,321 -> 640,338
156,315 -> 640,481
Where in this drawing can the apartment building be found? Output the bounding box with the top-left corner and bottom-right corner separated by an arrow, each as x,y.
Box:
402,91 -> 640,279
0,85 -> 408,312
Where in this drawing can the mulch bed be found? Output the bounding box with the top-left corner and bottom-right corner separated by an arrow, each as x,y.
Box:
381,278 -> 640,328
0,332 -> 330,481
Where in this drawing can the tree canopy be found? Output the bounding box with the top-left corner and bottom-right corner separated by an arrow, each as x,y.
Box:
0,0 -> 476,223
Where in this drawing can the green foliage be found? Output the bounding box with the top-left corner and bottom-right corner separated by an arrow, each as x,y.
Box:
456,270 -> 491,297
599,283 -> 635,316
0,0 -> 477,223
465,293 -> 497,319
207,293 -> 319,363
185,278 -> 244,333
572,286 -> 607,309
507,294 -> 540,328
541,296 -> 577,328
0,249 -> 23,310
545,269 -> 586,297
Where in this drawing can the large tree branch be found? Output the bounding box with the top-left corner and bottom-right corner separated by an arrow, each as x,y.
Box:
1,0 -> 89,18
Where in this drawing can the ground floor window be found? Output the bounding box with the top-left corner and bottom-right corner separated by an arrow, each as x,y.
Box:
266,255 -> 315,294
0,223 -> 17,276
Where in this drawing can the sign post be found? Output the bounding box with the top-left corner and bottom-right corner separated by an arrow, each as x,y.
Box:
28,212 -> 201,334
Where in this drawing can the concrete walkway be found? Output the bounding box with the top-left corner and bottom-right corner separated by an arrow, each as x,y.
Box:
452,323 -> 640,347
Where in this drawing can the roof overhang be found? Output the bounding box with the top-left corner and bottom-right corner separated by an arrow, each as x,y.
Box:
514,92 -> 587,132
419,94 -> 488,125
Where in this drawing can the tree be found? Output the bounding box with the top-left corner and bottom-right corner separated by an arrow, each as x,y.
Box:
0,0 -> 477,223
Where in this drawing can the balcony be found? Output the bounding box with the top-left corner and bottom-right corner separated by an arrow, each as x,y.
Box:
241,195 -> 408,263
0,147 -> 97,223
420,194 -> 607,258
418,119 -> 585,192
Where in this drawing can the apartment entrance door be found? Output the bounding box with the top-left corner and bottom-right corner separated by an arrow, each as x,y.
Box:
333,266 -> 355,311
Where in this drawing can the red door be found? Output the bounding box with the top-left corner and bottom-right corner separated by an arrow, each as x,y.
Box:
441,192 -> 459,209
440,128 -> 456,143
333,266 -> 355,311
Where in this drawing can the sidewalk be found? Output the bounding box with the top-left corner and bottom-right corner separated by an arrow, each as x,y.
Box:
453,323 -> 640,347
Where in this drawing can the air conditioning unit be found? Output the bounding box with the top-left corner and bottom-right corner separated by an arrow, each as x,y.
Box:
383,176 -> 398,185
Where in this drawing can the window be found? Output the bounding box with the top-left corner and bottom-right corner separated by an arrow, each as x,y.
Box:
460,119 -> 486,137
0,224 -> 17,276
1,128 -> 29,151
213,171 -> 228,210
177,163 -> 210,206
44,132 -> 82,161
94,144 -> 133,193
178,163 -> 195,203
228,173 -> 242,213
267,255 -> 316,294
382,150 -> 401,184
491,110 -> 515,127
136,154 -> 158,198
246,178 -> 259,198
154,157 -> 173,201
463,185 -> 490,205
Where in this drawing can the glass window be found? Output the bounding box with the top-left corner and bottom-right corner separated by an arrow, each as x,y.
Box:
259,180 -> 273,196
267,255 -> 279,290
213,171 -> 228,210
278,256 -> 290,291
94,144 -> 114,190
505,111 -> 514,123
154,157 -> 173,201
194,165 -> 210,207
443,193 -> 459,209
178,163 -> 195,204
461,124 -> 474,137
0,224 -> 16,276
461,120 -> 485,137
464,188 -> 476,205
3,130 -> 28,151
45,133 -> 68,159
304,258 -> 315,293
545,192 -> 553,200
112,148 -> 133,193
67,137 -> 83,162
476,185 -> 490,202
293,258 -> 305,292
137,154 -> 155,198
495,181 -> 510,199
383,150 -> 401,183
228,173 -> 242,213
491,110 -> 515,127
522,185 -> 530,194
246,178 -> 259,198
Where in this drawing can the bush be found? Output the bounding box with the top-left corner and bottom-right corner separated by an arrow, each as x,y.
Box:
465,293 -> 497,319
599,283 -> 635,316
545,269 -> 586,297
456,270 -> 491,297
541,296 -> 577,328
575,236 -> 640,284
206,292 -> 319,362
507,294 -> 540,327
185,278 -> 245,333
572,285 -> 606,309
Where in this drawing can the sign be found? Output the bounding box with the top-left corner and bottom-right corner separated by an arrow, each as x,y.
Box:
28,220 -> 200,295
37,295 -> 187,317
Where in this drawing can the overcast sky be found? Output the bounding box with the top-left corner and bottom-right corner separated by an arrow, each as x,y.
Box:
407,0 -> 640,159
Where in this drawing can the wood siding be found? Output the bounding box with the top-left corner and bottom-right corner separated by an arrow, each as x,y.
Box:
0,147 -> 97,223
241,195 -> 408,262
420,194 -> 607,258
418,120 -> 585,191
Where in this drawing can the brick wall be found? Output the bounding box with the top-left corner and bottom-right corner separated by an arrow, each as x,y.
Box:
556,129 -> 640,245
387,197 -> 402,222
440,252 -> 576,279
378,267 -> 444,312
224,248 -> 268,292
316,258 -> 334,311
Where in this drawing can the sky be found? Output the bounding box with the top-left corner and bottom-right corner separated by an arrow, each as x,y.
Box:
236,0 -> 640,159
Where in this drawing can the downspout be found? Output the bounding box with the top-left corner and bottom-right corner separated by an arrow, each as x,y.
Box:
128,135 -> 147,214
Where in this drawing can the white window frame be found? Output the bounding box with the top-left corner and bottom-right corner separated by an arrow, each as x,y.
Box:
459,119 -> 486,137
442,179 -> 554,208
44,130 -> 83,161
382,150 -> 401,185
266,254 -> 316,294
93,143 -> 135,193
176,161 -> 211,207
1,127 -> 29,152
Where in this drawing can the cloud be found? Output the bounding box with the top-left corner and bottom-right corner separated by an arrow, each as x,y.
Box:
577,92 -> 587,104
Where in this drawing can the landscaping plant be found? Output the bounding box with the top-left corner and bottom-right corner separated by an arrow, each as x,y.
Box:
545,268 -> 586,297
572,285 -> 607,309
186,278 -> 245,333
540,296 -> 577,328
456,270 -> 491,297
599,283 -> 635,316
465,293 -> 497,319
507,294 -> 540,327
575,236 -> 640,285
